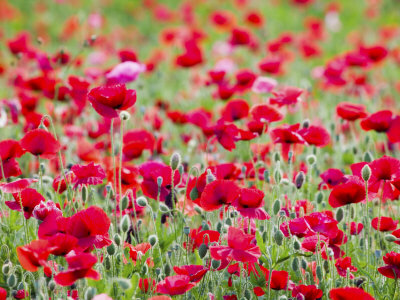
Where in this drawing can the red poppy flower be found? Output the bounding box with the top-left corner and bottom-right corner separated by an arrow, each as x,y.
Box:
173,265 -> 208,283
20,129 -> 61,159
270,123 -> 305,145
184,227 -> 220,252
156,275 -> 196,296
256,265 -> 290,292
212,121 -> 239,151
139,278 -> 156,293
250,104 -> 283,123
0,178 -> 37,193
269,86 -> 303,107
292,284 -> 323,300
17,240 -> 55,274
71,162 -> 106,189
0,139 -> 25,162
5,188 -> 44,219
53,171 -> 76,194
233,188 -> 270,220
336,102 -> 367,121
220,99 -> 249,122
48,233 -> 79,256
372,216 -> 398,231
328,176 -> 368,208
360,110 -> 393,132
66,206 -> 111,250
176,40 -> 203,68
350,222 -> 364,235
199,180 -> 239,211
139,161 -> 180,202
298,125 -> 331,147
378,251 -> 400,279
329,287 -> 374,300
258,57 -> 283,74
125,242 -> 151,265
210,227 -> 261,263
0,287 -> 6,300
87,84 -> 136,118
320,168 -> 346,188
387,116 -> 400,143
123,130 -> 155,160
54,252 -> 100,286
335,257 -> 357,278
360,45 -> 388,63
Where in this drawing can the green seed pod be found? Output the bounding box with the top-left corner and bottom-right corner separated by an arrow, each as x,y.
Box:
107,243 -> 116,255
273,199 -> 281,215
198,243 -> 208,258
206,169 -> 215,184
336,207 -> 344,223
361,165 -> 371,182
273,169 -> 282,184
116,278 -> 131,290
278,295 -> 288,300
273,152 -> 281,162
184,226 -> 190,235
170,152 -> 181,171
119,111 -> 131,121
302,119 -> 310,129
7,274 -> 17,287
359,237 -> 365,248
164,262 -> 172,276
149,234 -> 158,246
190,187 -> 199,201
114,233 -> 122,246
316,191 -> 324,204
84,287 -> 96,300
81,185 -> 88,202
290,212 -> 296,219
136,196 -> 148,207
120,214 -> 131,233
292,257 -> 299,272
211,259 -> 221,269
120,195 -> 129,211
316,265 -> 323,281
202,222 -> 210,231
274,230 -> 284,246
363,151 -> 373,163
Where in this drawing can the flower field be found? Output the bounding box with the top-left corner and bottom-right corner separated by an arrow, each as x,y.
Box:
1,0 -> 400,299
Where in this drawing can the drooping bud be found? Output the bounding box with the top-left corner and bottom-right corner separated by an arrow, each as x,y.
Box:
385,234 -> 397,242
120,195 -> 129,211
316,265 -> 323,281
114,233 -> 122,246
159,203 -> 169,213
149,235 -> 158,246
198,243 -> 208,258
336,207 -> 344,223
295,171 -> 305,189
292,257 -> 299,272
316,191 -> 324,204
81,185 -> 88,202
7,274 -> 16,287
136,196 -> 148,207
164,262 -> 172,276
120,214 -> 131,233
211,259 -> 221,269
190,187 -> 199,201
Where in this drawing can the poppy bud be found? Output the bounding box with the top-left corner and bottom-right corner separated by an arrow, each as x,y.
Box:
178,164 -> 184,176
361,165 -> 371,182
119,111 -> 131,121
290,212 -> 296,219
280,178 -> 290,185
306,155 -> 316,165
84,287 -> 96,300
141,263 -> 149,275
273,169 -> 282,184
164,263 -> 172,276
263,170 -> 270,183
120,195 -> 129,211
323,260 -> 330,273
104,256 -> 111,270
216,221 -> 223,233
159,203 -> 169,213
206,169 -> 215,184
363,151 -> 373,163
316,265 -> 323,281
244,289 -> 251,300
302,119 -> 310,128
259,225 -> 265,232
155,268 -> 162,277
225,218 -> 232,226
262,231 -> 268,243
292,257 -> 299,271
40,163 -> 46,174
38,122 -> 47,130
199,243 -> 208,258
279,210 -> 286,217
149,235 -> 158,246
359,237 -> 365,248
336,207 -> 344,222
194,206 -> 203,215
385,234 -> 397,242
241,165 -> 247,176
48,280 -> 56,291
211,259 -> 221,269
190,187 -> 199,201
7,274 -> 16,287
114,234 -> 122,246
157,176 -> 163,187
202,221 -> 210,230
170,152 -> 181,171
81,186 -> 88,202
116,278 -> 131,290
136,196 -> 148,207
2,261 -> 11,275
278,296 -> 288,300
316,191 -> 324,204
273,199 -> 281,215
255,161 -> 265,169
293,239 -> 301,251
107,243 -> 116,256
301,259 -> 307,270
295,171 -> 305,189
184,226 -> 190,235
120,214 -> 131,233
288,151 -> 293,163
274,152 -> 281,162
274,230 -> 284,246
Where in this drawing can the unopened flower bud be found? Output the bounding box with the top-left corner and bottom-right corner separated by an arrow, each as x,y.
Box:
206,169 -> 215,184
316,191 -> 324,204
190,187 -> 199,201
170,152 -> 181,170
211,259 -> 221,269
316,265 -> 323,281
119,111 -> 130,121
84,287 -> 96,300
306,155 -> 316,165
292,257 -> 299,272
114,233 -> 122,246
149,235 -> 158,246
198,243 -> 208,258
336,207 -> 344,223
363,151 -> 373,163
302,119 -> 310,129
116,278 -> 131,290
295,171 -> 305,189
7,274 -> 16,287
159,203 -> 169,213
81,186 -> 88,202
107,243 -> 116,255
120,215 -> 131,233
184,226 -> 190,235
164,262 -> 172,276
274,230 -> 284,246
361,165 -> 371,182
120,195 -> 129,211
273,199 -> 281,215
136,196 -> 148,207
385,234 -> 397,242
